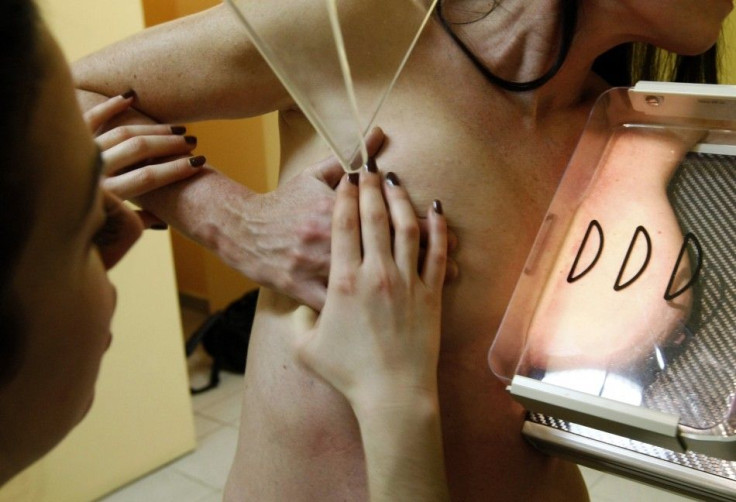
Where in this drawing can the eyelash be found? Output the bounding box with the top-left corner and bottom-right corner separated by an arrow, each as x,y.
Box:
92,205 -> 125,249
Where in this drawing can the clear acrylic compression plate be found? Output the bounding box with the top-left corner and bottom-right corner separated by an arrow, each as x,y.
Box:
225,0 -> 437,172
489,82 -> 736,460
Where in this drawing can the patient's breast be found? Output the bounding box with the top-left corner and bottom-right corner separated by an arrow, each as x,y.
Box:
524,129 -> 698,372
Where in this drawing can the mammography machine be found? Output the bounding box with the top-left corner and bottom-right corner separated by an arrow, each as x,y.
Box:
491,81 -> 736,501
225,2 -> 736,498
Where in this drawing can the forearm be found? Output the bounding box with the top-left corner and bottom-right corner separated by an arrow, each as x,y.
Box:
135,167 -> 257,265
72,4 -> 289,123
355,393 -> 450,502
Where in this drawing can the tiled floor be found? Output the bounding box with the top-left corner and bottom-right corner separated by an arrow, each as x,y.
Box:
99,305 -> 699,502
99,306 -> 241,502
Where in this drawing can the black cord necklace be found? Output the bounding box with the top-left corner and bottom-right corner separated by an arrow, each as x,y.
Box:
436,0 -> 577,92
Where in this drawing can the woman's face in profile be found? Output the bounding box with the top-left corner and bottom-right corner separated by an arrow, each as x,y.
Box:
0,27 -> 142,473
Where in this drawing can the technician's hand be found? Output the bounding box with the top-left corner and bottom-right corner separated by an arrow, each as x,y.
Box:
84,92 -> 204,227
230,128 -> 384,310
235,127 -> 457,311
295,164 -> 447,409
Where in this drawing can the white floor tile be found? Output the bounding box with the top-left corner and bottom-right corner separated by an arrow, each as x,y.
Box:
198,391 -> 243,426
191,373 -> 244,413
170,426 -> 239,490
589,472 -> 698,501
99,465 -> 217,502
195,491 -> 223,502
194,414 -> 226,439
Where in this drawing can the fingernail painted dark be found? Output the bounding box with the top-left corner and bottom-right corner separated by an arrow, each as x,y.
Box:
189,155 -> 206,167
385,172 -> 400,186
348,172 -> 360,186
433,199 -> 443,215
121,89 -> 136,100
185,135 -> 198,145
364,157 -> 378,173
171,125 -> 187,135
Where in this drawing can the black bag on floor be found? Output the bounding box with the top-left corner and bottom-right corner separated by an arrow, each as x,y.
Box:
185,289 -> 259,394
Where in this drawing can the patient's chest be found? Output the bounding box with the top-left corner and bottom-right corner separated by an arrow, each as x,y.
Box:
279,27 -> 591,355
232,20 -> 594,502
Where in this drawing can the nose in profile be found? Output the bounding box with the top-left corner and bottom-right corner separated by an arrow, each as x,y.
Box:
99,191 -> 143,270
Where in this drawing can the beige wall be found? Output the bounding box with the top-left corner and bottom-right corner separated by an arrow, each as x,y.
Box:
722,12 -> 736,84
143,0 -> 281,312
0,1 -> 196,501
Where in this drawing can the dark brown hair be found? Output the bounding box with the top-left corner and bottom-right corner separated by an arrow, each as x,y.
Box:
593,43 -> 719,87
0,0 -> 43,384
